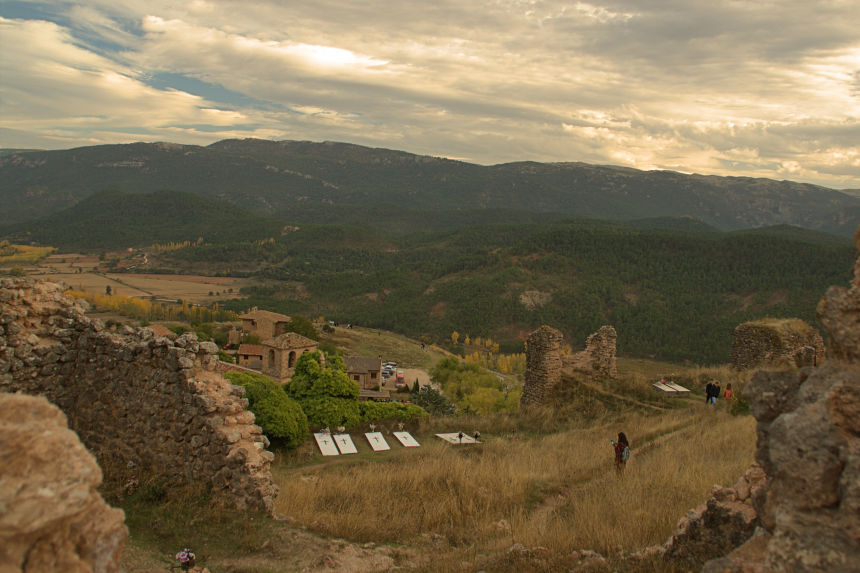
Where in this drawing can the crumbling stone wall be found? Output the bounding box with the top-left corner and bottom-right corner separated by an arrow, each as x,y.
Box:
0,393 -> 127,573
730,317 -> 825,370
520,325 -> 563,408
562,325 -> 618,378
737,243 -> 860,572
0,279 -> 278,515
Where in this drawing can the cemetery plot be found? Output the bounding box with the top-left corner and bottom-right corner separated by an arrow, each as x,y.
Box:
436,433 -> 480,445
314,432 -> 340,456
364,432 -> 391,451
333,434 -> 358,454
393,431 -> 421,447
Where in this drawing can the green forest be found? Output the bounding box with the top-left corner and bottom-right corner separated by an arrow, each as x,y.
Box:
4,187 -> 853,365
154,219 -> 854,365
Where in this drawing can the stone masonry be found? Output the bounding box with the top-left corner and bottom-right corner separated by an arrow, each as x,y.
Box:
0,279 -> 278,515
730,317 -> 825,370
520,325 -> 563,408
562,325 -> 618,378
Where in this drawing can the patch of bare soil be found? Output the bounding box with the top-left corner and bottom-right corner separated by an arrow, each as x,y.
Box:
122,522 -> 424,573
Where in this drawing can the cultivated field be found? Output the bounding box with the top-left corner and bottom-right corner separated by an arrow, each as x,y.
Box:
30,268 -> 251,305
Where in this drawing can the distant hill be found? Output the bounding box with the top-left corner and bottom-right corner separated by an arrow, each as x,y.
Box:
0,189 -> 284,250
1,139 -> 857,236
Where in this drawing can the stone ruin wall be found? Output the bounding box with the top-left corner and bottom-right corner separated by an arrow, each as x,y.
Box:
562,325 -> 618,378
0,279 -> 278,515
520,324 -> 618,408
1,393 -> 127,573
730,318 -> 825,370
520,325 -> 563,408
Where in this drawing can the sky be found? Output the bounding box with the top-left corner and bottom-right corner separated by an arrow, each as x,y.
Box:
1,1 -> 859,189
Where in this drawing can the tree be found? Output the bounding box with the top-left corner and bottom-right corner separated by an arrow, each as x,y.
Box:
105,285 -> 112,295
412,386 -> 456,416
286,351 -> 361,428
451,331 -> 460,345
282,314 -> 320,341
225,371 -> 308,449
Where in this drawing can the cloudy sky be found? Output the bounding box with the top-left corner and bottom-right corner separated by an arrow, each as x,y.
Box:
1,1 -> 858,189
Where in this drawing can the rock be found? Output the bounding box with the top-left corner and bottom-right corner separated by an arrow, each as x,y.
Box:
0,393 -> 127,573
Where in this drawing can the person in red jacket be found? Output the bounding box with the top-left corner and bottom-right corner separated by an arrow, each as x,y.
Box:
611,432 -> 630,474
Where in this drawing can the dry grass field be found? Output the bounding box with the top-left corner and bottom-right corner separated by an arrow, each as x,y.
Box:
271,407 -> 754,571
30,268 -> 251,304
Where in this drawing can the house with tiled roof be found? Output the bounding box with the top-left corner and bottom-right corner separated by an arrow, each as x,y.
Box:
237,344 -> 265,370
239,308 -> 292,340
344,356 -> 383,390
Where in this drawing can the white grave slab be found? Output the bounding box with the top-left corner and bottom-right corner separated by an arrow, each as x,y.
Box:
652,381 -> 690,394
393,431 -> 421,447
333,433 -> 358,454
436,432 -> 480,445
364,432 -> 391,451
314,433 -> 340,456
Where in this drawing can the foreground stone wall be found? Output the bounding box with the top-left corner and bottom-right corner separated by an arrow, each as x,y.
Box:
520,326 -> 563,408
0,279 -> 278,514
730,317 -> 825,370
0,393 -> 127,573
562,325 -> 618,378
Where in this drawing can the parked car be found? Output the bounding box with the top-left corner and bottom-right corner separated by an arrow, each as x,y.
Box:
395,370 -> 405,387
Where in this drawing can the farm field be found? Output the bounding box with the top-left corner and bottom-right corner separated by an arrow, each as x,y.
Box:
30,268 -> 251,305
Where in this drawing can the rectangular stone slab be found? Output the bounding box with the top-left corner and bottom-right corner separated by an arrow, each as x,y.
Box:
364,432 -> 391,451
393,431 -> 420,447
314,432 -> 340,456
333,433 -> 358,454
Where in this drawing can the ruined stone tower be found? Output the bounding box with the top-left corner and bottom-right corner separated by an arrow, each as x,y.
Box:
520,325 -> 563,408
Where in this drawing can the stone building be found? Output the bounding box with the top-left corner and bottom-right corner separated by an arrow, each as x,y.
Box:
261,332 -> 318,380
239,309 -> 292,340
344,356 -> 383,389
237,343 -> 264,369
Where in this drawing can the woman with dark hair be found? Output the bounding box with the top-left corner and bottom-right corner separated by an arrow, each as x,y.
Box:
611,432 -> 630,473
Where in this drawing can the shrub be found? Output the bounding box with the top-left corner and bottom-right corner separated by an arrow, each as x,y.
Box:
299,397 -> 362,429
225,372 -> 308,449
359,401 -> 427,423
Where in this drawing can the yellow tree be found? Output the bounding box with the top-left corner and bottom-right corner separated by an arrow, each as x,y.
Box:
451,331 -> 460,345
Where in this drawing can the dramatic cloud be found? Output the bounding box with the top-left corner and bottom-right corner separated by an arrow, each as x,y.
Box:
1,0 -> 858,188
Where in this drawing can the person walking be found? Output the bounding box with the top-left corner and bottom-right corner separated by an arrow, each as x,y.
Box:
611,432 -> 630,474
705,381 -> 714,404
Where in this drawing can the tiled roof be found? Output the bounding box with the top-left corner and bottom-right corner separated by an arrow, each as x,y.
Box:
344,356 -> 382,372
264,332 -> 318,350
237,344 -> 265,356
239,309 -> 292,322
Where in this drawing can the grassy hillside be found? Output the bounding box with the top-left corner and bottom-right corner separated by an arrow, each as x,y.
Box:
115,346 -> 757,573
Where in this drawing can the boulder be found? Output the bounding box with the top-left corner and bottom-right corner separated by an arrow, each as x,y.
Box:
0,393 -> 127,573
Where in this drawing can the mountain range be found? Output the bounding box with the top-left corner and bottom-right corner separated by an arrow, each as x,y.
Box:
1,139 -> 858,237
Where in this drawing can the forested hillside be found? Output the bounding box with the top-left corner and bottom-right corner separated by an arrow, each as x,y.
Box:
149,220 -> 854,364
2,139 -> 857,235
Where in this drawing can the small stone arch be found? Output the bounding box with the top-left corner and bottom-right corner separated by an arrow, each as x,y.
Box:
288,350 -> 297,368
268,348 -> 276,369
